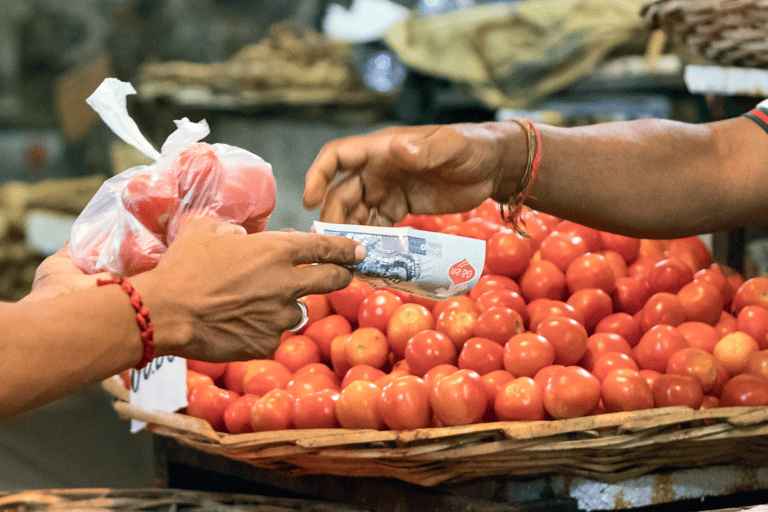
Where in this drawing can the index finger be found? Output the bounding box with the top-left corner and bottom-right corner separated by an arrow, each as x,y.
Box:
304,137 -> 369,210
287,232 -> 367,266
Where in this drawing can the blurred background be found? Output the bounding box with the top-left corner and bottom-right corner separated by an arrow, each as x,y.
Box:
0,0 -> 763,491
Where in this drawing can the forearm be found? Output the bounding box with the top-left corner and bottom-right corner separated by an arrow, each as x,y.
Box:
511,117 -> 768,238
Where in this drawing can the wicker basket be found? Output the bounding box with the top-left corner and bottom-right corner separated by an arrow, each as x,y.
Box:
642,0 -> 768,67
102,377 -> 768,487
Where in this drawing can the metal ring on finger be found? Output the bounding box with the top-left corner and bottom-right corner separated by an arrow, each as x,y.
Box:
287,299 -> 309,332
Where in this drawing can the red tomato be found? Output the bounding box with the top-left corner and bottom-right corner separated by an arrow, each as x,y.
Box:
720,373 -> 768,407
737,306 -> 768,350
481,370 -> 516,421
677,321 -> 721,353
628,256 -> 663,281
222,361 -> 249,394
336,380 -> 385,429
458,337 -> 505,375
612,276 -> 652,316
535,315 -> 589,366
329,279 -> 374,324
273,335 -> 322,373
526,298 -> 585,332
599,232 -> 640,265
223,394 -> 259,434
634,325 -> 688,373
379,375 -> 431,430
543,365 -> 601,419
602,250 -> 629,280
285,370 -> 339,397
637,239 -> 667,262
519,260 -> 567,302
358,290 -> 403,333
303,315 -> 352,363
565,253 -> 616,295
677,280 -> 724,326
664,236 -> 712,273
187,383 -> 240,432
242,360 -> 293,396
345,327 -> 389,369
580,333 -> 633,372
601,369 -> 654,413
647,258 -> 694,295
666,347 -> 719,394
121,171 -> 179,236
341,364 -> 386,389
432,295 -> 477,318
553,221 -> 602,252
494,376 -> 547,421
186,360 -> 227,382
249,389 -> 295,432
566,288 -> 613,333
387,303 -> 435,359
638,369 -> 662,391
467,199 -> 505,223
404,330 -> 458,377
430,369 -> 487,426
485,230 -> 533,279
503,333 -> 556,378
299,294 -> 331,331
456,217 -> 502,241
745,350 -> 768,381
474,289 -> 527,320
713,331 -> 759,376
293,389 -> 340,429
651,374 -> 703,409
374,368 -> 411,390
118,228 -> 164,276
693,265 -> 733,309
715,310 -> 738,338
539,232 -> 589,273
420,213 -> 466,232
330,334 -> 353,379
591,352 -> 639,381
293,362 -> 340,383
186,370 -> 214,397
639,292 -> 687,332
594,312 -> 642,348
423,363 -> 460,389
469,274 -> 520,300
474,306 -> 525,346
515,212 -> 556,251
435,307 -> 478,349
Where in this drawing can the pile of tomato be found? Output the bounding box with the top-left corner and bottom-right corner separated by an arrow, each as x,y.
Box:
180,199 -> 768,434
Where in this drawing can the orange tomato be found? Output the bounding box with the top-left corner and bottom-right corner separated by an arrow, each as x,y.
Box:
345,327 -> 389,369
336,380 -> 385,429
494,376 -> 547,421
713,331 -> 759,376
386,303 -> 435,359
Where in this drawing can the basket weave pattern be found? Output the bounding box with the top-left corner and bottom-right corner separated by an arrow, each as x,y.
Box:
642,0 -> 768,67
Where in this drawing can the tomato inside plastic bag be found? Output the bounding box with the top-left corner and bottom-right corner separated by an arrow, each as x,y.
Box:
68,78 -> 276,276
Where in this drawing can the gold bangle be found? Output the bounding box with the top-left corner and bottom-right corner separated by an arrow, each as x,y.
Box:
500,118 -> 537,228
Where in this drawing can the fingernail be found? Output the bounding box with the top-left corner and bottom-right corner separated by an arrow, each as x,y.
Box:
355,244 -> 367,261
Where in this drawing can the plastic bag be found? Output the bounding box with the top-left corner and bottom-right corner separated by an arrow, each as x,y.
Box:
68,78 -> 276,276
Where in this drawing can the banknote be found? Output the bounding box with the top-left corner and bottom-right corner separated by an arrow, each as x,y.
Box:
313,221 -> 486,300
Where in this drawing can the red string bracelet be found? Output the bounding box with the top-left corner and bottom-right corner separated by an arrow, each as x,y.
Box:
502,118 -> 542,233
97,277 -> 155,370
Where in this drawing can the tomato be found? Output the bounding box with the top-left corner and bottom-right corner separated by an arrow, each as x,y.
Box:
328,279 -> 373,324
713,331 -> 759,376
647,258 -> 694,295
580,333 -> 633,372
700,395 -> 720,409
594,312 -> 642,348
494,376 -> 547,421
601,369 -> 654,413
737,305 -> 768,350
420,213 -> 466,232
481,369 -> 516,420
242,360 -> 292,396
535,315 -> 589,366
474,289 -> 527,320
186,360 -> 227,382
602,250 -> 629,280
432,295 -> 477,318
387,304 -> 435,359
285,370 -> 339,397
639,292 -> 687,332
187,383 -> 240,432
693,265 -> 733,308
404,330 -> 458,377
503,333 -> 556,378
599,232 -> 640,265
273,335 -> 322,373
341,364 -> 386,389
293,388 -> 340,429
666,347 -> 719,394
299,294 -> 331,331
249,389 -> 295,432
435,307 -> 478,349
430,369 -> 487,426
677,321 -> 720,353
358,290 -> 403,333
638,369 -> 661,391
715,310 -> 738,338
467,199 -> 505,223
473,306 -> 525,346
634,325 -> 688,373
745,350 -> 768,381
664,236 -> 712,273
554,221 -> 602,252
469,274 -> 520,300
457,217 -> 502,240
720,373 -> 768,407
591,352 -> 639,381
526,298 -> 585,332
186,370 -> 214,397
223,394 -> 259,434
330,333 -> 353,379
293,362 -> 339,383
458,337 -> 505,375
628,256 -> 663,281
637,238 -> 667,262
543,365 -> 601,419
565,253 -> 616,295
539,232 -> 589,273
121,171 -> 179,236
303,314 -> 352,363
515,213 -> 556,251
221,361 -> 249,394
379,375 -> 431,430
345,327 -> 389,369
485,230 -> 533,279
677,280 -> 724,326
519,260 -> 566,302
612,276 -> 652,316
336,380 -> 385,429
651,374 -> 703,409
566,288 -> 613,333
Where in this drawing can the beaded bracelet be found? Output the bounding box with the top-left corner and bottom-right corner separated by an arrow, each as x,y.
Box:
97,277 -> 155,370
500,118 -> 542,232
